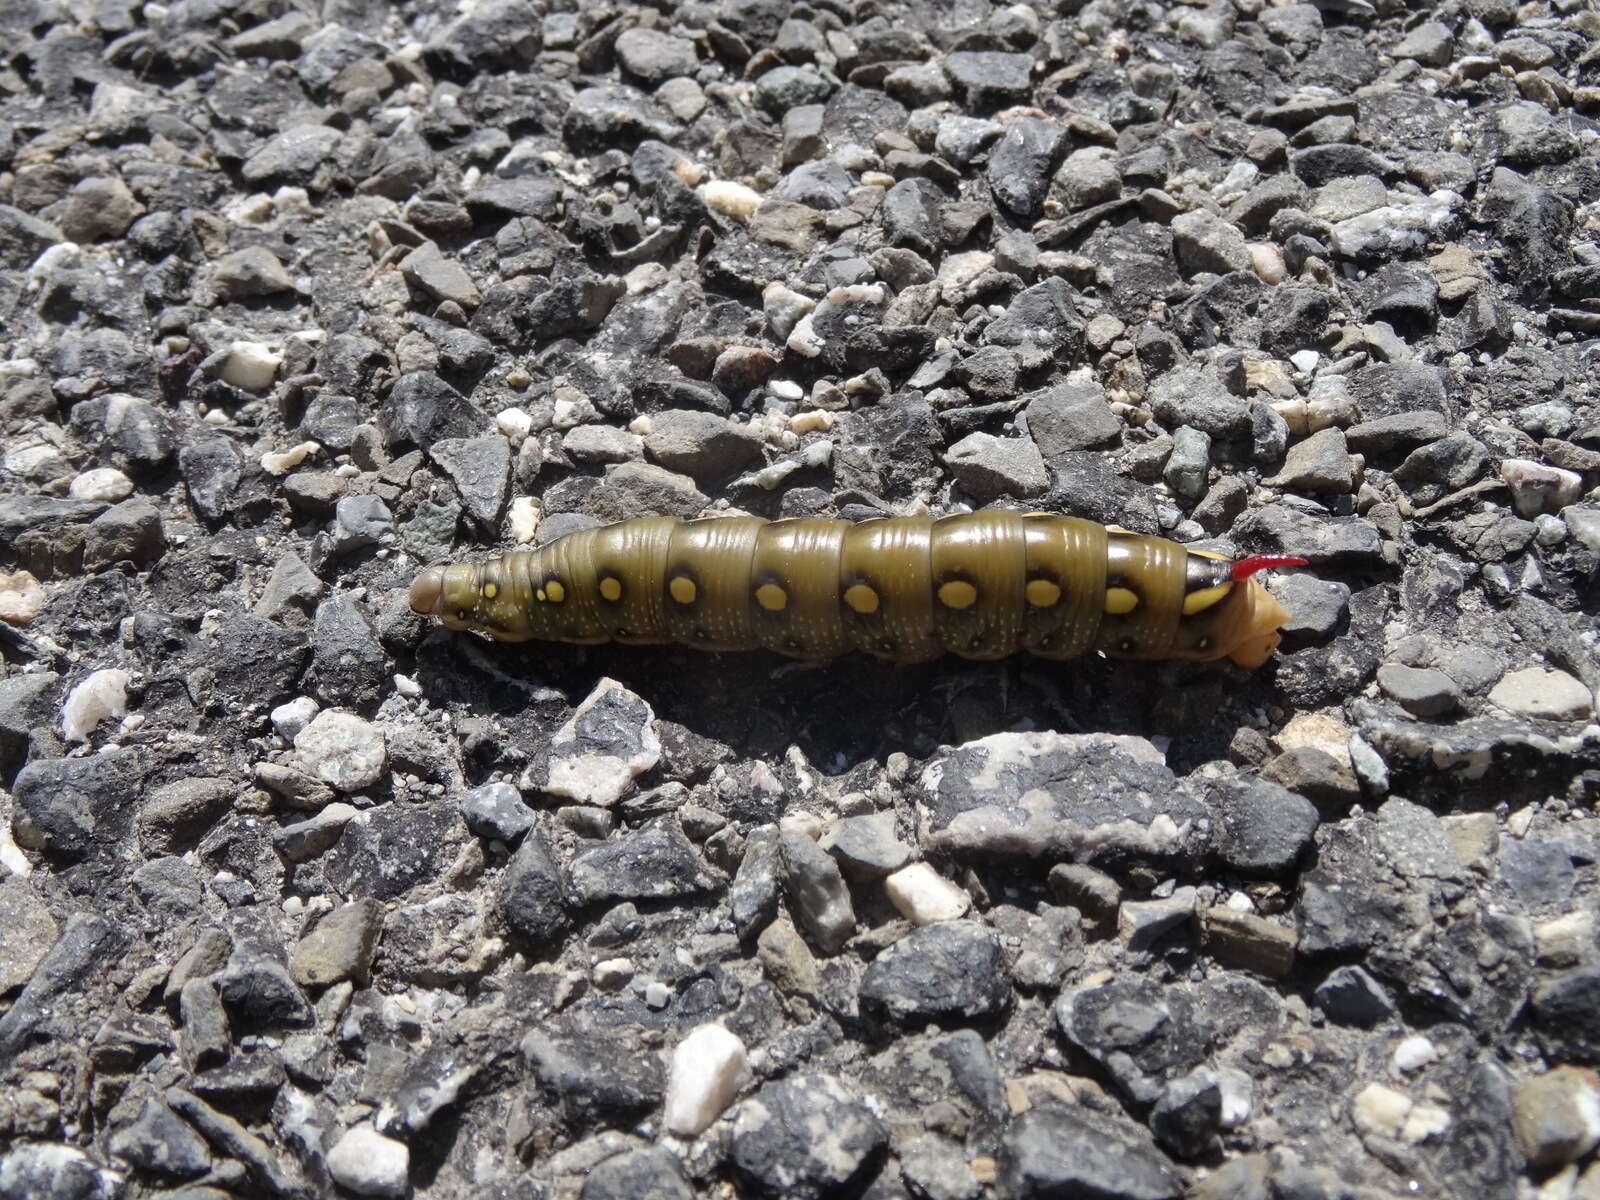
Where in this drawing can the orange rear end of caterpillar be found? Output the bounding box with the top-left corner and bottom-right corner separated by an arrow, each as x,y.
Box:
411,512 -> 1304,669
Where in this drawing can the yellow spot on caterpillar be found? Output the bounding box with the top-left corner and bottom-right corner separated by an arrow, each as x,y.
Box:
599,576 -> 623,602
669,576 -> 697,605
1104,587 -> 1139,614
545,580 -> 565,603
1025,579 -> 1061,607
844,584 -> 880,614
755,583 -> 788,611
1190,549 -> 1230,561
536,589 -> 546,602
483,582 -> 498,599
938,580 -> 977,609
1182,582 -> 1233,615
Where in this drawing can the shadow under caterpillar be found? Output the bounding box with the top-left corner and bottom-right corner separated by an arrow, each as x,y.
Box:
409,510 -> 1306,668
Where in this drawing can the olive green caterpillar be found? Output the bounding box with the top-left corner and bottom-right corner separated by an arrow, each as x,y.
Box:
409,511 -> 1304,668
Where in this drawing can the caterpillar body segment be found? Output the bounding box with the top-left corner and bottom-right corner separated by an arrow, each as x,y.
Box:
409,511 -> 1301,669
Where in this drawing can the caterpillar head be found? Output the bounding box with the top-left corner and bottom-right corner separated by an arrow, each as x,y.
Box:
409,562 -> 533,641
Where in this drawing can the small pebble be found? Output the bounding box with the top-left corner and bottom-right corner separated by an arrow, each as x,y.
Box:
0,571 -> 48,624
61,668 -> 132,743
326,1125 -> 409,1198
271,696 -> 320,741
219,341 -> 282,391
884,862 -> 971,925
702,180 -> 762,219
69,467 -> 134,502
662,1023 -> 750,1136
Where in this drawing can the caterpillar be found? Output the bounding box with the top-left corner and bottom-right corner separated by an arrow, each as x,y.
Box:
408,511 -> 1305,668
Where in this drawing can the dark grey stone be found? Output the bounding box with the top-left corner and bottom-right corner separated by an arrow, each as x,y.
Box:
822,814 -> 911,882
177,438 -> 241,525
731,824 -> 782,939
731,1073 -> 888,1199
1204,775 -> 1320,876
1025,382 -> 1122,457
942,51 -> 1032,108
1055,979 -> 1205,1104
522,1014 -> 663,1121
0,915 -> 121,1063
1498,837 -> 1576,909
859,920 -> 1012,1024
986,117 -> 1067,217
208,613 -> 310,703
983,277 -> 1086,356
881,177 -> 944,257
381,370 -> 488,449
1314,965 -> 1397,1028
67,395 -> 174,476
1000,1104 -> 1181,1200
781,832 -> 855,955
214,951 -> 312,1030
1151,1070 -> 1222,1160
14,751 -> 144,860
583,1147 -> 693,1200
106,1099 -> 210,1180
0,672 -> 60,780
306,593 -> 390,711
1149,365 -> 1250,440
1377,664 -> 1461,718
569,816 -> 721,905
497,825 -> 572,947
429,434 -> 511,526
460,781 -> 535,842
82,497 -> 165,570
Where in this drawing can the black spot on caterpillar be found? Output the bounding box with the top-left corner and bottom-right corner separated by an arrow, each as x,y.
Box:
409,511 -> 1306,668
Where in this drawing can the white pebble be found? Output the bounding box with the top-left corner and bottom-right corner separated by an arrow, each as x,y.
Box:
884,862 -> 971,925
1351,1082 -> 1413,1139
788,410 -> 834,435
593,957 -> 634,989
644,981 -> 671,1009
220,341 -> 282,391
393,674 -> 422,698
260,441 -> 320,476
1290,349 -> 1321,374
701,180 -> 762,220
221,192 -> 274,226
69,467 -> 133,502
662,1023 -> 750,1136
326,1125 -> 409,1199
273,186 -> 312,214
61,668 -> 131,743
625,262 -> 668,293
271,697 -> 320,741
0,570 -> 48,624
293,710 -> 388,792
1391,1035 -> 1435,1073
1501,458 -> 1583,519
1215,1067 -> 1254,1129
508,497 -> 540,543
495,408 -> 533,440
769,380 -> 804,401
1249,242 -> 1286,284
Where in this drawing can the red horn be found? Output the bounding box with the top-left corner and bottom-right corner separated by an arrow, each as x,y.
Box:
1231,554 -> 1308,581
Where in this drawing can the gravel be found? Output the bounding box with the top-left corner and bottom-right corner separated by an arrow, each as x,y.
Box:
1,0 -> 1598,1196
